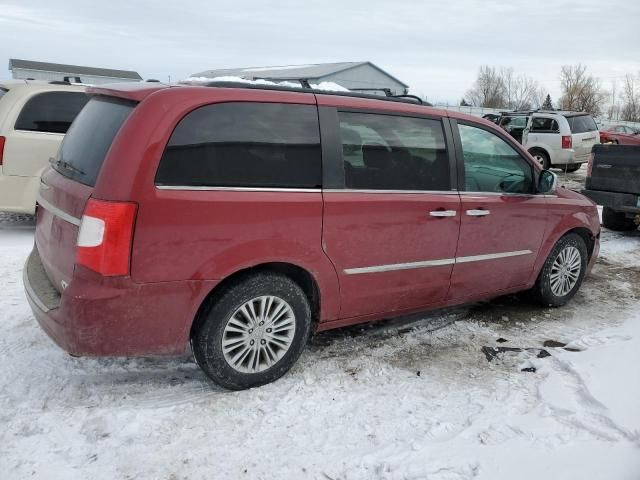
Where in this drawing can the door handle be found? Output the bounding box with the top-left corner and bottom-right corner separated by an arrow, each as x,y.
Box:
466,209 -> 490,216
429,210 -> 457,217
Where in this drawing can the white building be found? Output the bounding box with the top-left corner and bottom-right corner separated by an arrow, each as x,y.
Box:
8,59 -> 142,85
191,61 -> 409,96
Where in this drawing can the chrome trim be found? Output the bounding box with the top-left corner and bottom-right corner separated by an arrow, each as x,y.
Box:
36,194 -> 81,226
155,185 -> 321,193
460,191 -> 539,197
429,210 -> 457,217
23,261 -> 51,313
344,258 -> 455,274
344,249 -> 533,274
323,189 -> 459,195
14,129 -> 64,137
454,250 -> 532,264
466,209 -> 491,216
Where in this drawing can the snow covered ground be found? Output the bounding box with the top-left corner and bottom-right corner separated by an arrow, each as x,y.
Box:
1,204 -> 639,480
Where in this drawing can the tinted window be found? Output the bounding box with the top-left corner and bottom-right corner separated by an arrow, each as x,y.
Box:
54,97 -> 135,186
156,103 -> 321,188
531,117 -> 559,132
565,115 -> 598,134
15,91 -> 89,134
338,112 -> 449,191
458,124 -> 533,194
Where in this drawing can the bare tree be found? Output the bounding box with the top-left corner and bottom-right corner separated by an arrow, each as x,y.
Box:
464,66 -> 506,108
558,64 -> 607,115
621,74 -> 640,122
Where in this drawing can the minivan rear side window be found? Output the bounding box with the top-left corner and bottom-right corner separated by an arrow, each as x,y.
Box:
338,112 -> 449,191
156,103 -> 321,189
531,117 -> 559,132
565,115 -> 598,134
54,96 -> 135,186
15,91 -> 89,134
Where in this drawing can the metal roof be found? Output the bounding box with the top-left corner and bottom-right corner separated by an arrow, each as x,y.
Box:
191,61 -> 409,87
8,59 -> 142,80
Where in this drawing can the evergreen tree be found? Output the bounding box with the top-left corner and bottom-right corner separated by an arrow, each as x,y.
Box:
542,93 -> 553,110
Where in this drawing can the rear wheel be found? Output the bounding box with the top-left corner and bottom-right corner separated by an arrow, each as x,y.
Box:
529,149 -> 550,169
531,233 -> 587,307
192,273 -> 312,390
563,164 -> 581,173
602,207 -> 637,231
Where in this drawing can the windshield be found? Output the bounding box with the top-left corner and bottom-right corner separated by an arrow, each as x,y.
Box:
53,96 -> 136,186
565,115 -> 598,134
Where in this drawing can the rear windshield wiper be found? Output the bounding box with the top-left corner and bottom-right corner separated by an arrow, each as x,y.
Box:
49,157 -> 85,176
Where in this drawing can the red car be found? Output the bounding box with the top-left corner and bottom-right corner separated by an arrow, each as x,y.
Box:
24,82 -> 600,390
599,125 -> 640,145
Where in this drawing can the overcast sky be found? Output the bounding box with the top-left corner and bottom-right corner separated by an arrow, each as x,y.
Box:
1,0 -> 639,104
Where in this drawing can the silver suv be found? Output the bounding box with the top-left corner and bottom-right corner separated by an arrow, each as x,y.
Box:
498,111 -> 600,172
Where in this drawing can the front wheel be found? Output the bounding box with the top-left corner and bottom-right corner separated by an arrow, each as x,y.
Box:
192,273 -> 312,390
531,233 -> 588,307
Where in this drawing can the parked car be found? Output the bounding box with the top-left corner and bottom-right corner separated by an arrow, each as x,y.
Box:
497,110 -> 600,172
599,125 -> 640,145
482,113 -> 501,124
0,80 -> 88,214
582,144 -> 640,231
24,82 -> 601,390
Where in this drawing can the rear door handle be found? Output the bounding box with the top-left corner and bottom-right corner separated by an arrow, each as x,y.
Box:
466,209 -> 490,216
429,210 -> 457,217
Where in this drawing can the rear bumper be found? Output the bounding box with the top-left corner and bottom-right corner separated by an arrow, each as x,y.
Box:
581,189 -> 640,213
0,174 -> 39,214
23,246 -> 219,357
552,149 -> 589,166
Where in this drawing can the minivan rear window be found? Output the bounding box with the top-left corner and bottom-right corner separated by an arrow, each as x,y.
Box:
565,115 -> 598,134
53,97 -> 135,186
15,91 -> 89,134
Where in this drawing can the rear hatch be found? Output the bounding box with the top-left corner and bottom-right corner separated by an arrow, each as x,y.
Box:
566,114 -> 599,162
587,144 -> 640,194
35,96 -> 136,292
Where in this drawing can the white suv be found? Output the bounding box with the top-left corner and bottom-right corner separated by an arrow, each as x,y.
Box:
498,111 -> 600,172
0,80 -> 87,213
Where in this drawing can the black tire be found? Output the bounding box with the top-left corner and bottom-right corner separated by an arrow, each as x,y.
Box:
563,164 -> 581,173
531,233 -> 588,307
192,272 -> 312,390
529,149 -> 550,170
602,207 -> 637,231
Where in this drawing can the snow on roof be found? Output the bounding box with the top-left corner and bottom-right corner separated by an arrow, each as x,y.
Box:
183,76 -> 350,92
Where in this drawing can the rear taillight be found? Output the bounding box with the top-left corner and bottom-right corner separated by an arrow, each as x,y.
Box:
586,152 -> 595,177
561,135 -> 572,149
0,136 -> 5,166
76,198 -> 137,276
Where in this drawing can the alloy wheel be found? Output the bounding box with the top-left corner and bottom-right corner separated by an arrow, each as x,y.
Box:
549,246 -> 582,297
221,295 -> 296,373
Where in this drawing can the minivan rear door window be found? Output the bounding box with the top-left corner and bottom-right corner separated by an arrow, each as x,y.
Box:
15,91 -> 89,134
53,96 -> 136,186
156,102 -> 321,189
565,115 -> 598,134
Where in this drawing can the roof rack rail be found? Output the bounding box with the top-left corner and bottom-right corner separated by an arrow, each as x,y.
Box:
349,88 -> 424,105
189,80 -> 429,106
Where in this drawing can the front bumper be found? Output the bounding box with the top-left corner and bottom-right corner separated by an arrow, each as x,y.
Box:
23,246 -> 218,357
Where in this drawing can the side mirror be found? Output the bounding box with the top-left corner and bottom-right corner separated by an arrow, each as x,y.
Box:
538,170 -> 557,194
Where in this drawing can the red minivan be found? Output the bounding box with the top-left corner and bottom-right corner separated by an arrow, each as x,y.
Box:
24,81 -> 600,390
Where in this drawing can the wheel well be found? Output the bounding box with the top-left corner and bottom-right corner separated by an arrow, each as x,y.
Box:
528,147 -> 549,159
565,227 -> 596,259
189,263 -> 321,340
